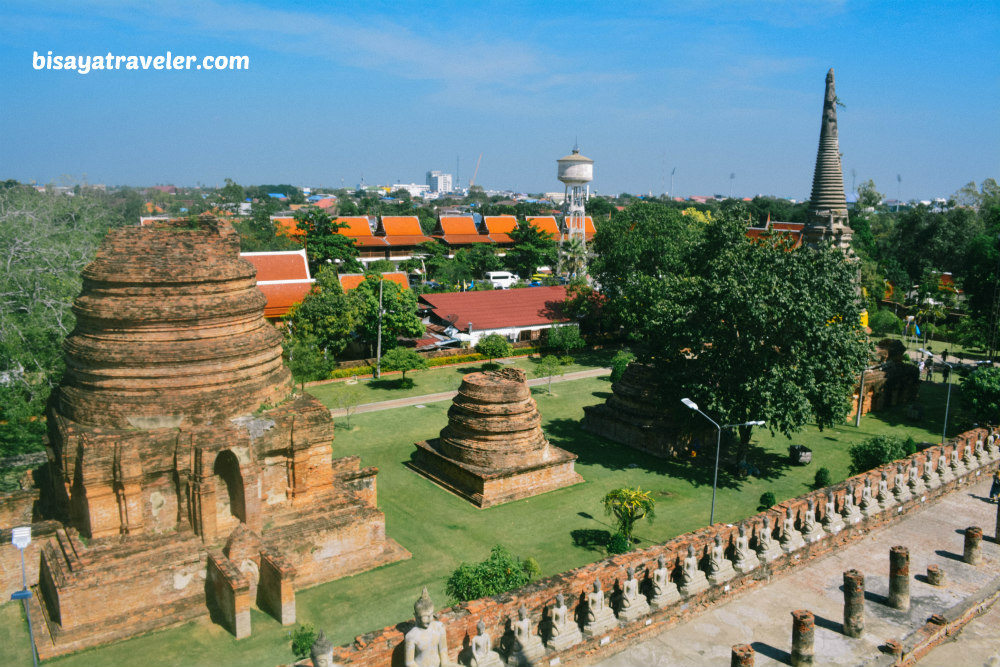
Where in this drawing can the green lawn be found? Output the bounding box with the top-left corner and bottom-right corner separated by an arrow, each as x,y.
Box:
6,372 -> 961,667
308,347 -> 618,407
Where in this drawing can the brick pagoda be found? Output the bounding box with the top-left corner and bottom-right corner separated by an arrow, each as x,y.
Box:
35,217 -> 408,658
410,368 -> 582,507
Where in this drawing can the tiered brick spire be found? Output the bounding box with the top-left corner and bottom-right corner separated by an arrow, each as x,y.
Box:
804,69 -> 853,253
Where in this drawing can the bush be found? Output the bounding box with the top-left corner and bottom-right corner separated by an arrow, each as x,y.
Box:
759,491 -> 776,509
962,366 -> 1000,425
290,623 -> 317,659
848,434 -> 910,475
813,467 -> 832,489
445,545 -> 538,603
606,532 -> 630,554
610,349 -> 635,383
868,308 -> 903,336
559,355 -> 575,365
475,333 -> 513,364
329,365 -> 374,379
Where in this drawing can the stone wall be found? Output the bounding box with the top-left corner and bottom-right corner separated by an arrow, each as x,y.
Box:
319,427 -> 999,667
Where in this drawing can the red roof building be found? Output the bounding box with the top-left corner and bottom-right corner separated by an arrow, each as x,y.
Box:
419,286 -> 569,345
745,220 -> 803,248
240,249 -> 314,319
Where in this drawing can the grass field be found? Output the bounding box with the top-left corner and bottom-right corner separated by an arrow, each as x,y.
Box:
2,368 -> 966,667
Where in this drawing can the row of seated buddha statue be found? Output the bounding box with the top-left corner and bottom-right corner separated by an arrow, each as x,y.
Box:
305,436 -> 1000,667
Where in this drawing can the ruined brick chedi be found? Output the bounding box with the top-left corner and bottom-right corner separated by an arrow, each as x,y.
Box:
37,217 -> 407,656
411,368 -> 582,507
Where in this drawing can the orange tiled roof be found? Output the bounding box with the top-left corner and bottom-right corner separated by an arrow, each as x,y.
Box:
240,249 -> 311,282
338,272 -> 409,292
438,216 -> 479,235
483,215 -> 517,233
380,216 -> 424,236
527,216 -> 561,238
256,281 -> 314,319
335,216 -> 376,237
419,286 -> 569,331
273,217 -> 305,238
314,198 -> 337,209
384,235 -> 433,247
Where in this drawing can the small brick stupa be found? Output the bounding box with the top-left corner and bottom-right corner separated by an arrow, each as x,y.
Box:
411,368 -> 582,507
582,362 -> 702,458
35,217 -> 408,658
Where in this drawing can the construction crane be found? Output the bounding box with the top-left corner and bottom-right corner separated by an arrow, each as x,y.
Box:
469,153 -> 483,189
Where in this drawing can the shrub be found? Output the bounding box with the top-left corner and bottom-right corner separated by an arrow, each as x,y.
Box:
602,487 -> 655,543
759,491 -> 776,509
546,324 -> 585,355
475,334 -> 513,365
868,308 -> 903,336
610,349 -> 635,383
329,365 -> 374,379
606,532 -> 630,554
559,355 -> 575,366
290,623 -> 317,659
426,353 -> 485,368
445,545 -> 538,603
848,434 -> 909,475
813,467 -> 832,489
962,366 -> 1000,425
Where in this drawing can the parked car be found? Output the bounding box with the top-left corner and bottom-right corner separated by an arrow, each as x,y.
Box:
486,271 -> 519,289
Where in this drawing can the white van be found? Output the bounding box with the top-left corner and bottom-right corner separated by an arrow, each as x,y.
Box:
486,271 -> 519,289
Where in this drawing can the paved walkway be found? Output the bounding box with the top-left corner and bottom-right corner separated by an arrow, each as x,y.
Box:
329,367 -> 610,417
592,478 -> 1000,667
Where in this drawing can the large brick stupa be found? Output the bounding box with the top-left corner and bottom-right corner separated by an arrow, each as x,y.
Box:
34,217 -> 408,658
411,368 -> 582,507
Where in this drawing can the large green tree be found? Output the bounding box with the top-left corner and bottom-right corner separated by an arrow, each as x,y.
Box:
505,220 -> 558,279
0,186 -> 128,454
294,208 -> 362,275
594,204 -> 872,463
347,275 -> 424,355
285,266 -> 354,358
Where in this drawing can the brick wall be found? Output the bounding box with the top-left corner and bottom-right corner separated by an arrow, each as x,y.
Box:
319,427 -> 998,667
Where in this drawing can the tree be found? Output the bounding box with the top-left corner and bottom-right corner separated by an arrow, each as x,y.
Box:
475,333 -> 513,366
347,275 -> 424,356
0,186 -> 128,456
533,354 -> 563,394
595,205 -> 873,464
294,208 -> 362,275
602,487 -> 655,544
847,435 -> 914,475
286,266 -> 354,359
445,545 -> 538,604
558,237 -> 587,279
335,383 -> 364,429
285,335 -> 331,389
505,220 -> 558,279
610,349 -> 636,383
961,366 -> 1000,425
290,624 -> 317,660
546,324 -> 585,356
379,347 -> 427,386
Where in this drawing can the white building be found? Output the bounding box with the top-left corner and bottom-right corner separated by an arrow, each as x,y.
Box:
426,170 -> 453,193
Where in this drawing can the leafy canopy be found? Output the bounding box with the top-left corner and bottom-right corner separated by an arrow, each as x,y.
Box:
961,366 -> 1000,426
347,275 -> 424,355
505,220 -> 558,279
286,266 -> 354,358
592,202 -> 873,462
294,208 -> 362,275
602,487 -> 656,544
475,333 -> 512,364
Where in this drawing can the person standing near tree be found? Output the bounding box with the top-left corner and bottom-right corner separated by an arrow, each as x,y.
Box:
989,470 -> 1000,503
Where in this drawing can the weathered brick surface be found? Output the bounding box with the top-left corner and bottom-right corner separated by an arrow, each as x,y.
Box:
2,217 -> 409,659
323,427 -> 999,667
410,368 -> 583,507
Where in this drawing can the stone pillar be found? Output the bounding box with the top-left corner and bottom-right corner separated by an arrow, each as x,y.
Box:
790,609 -> 815,667
888,546 -> 909,611
731,643 -> 755,667
996,498 -> 1000,544
927,565 -> 945,586
963,526 -> 983,565
842,569 -> 864,638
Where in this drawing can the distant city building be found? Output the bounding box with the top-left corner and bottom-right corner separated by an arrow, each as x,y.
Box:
392,183 -> 431,198
426,170 -> 453,193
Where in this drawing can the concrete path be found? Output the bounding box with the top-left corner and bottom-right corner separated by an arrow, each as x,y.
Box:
329,367 -> 609,417
592,478 -> 1000,667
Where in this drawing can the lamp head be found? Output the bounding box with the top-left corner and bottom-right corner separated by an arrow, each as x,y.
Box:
681,398 -> 698,411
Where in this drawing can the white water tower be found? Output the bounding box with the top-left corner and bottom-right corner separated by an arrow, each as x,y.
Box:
557,145 -> 593,252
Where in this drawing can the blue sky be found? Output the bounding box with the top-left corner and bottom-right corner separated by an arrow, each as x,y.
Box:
1,1 -> 997,200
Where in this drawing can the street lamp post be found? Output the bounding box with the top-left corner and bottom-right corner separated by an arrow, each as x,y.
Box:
11,526 -> 38,667
681,399 -> 765,525
920,348 -> 954,444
